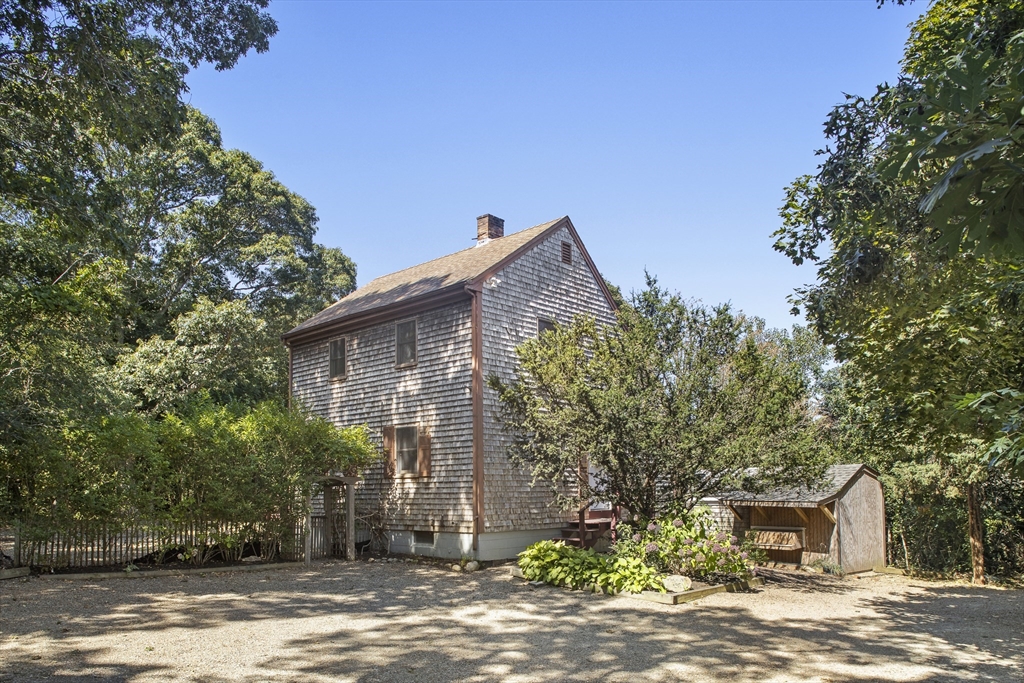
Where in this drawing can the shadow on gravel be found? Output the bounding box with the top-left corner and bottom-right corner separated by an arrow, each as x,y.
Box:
1,563 -> 1021,682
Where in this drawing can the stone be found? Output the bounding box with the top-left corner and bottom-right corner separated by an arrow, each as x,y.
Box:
464,561 -> 480,572
663,575 -> 692,593
367,557 -> 375,562
450,564 -> 462,572
241,556 -> 261,563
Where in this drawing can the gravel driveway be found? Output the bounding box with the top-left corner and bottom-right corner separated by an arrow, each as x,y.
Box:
1,561 -> 1021,682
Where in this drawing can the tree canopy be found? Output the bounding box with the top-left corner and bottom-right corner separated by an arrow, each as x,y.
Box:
489,277 -> 829,521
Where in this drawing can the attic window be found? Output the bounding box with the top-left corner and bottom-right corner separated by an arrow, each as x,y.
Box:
561,241 -> 573,264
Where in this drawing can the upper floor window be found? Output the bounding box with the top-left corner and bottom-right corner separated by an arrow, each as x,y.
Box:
561,241 -> 573,264
396,319 -> 417,367
329,338 -> 346,379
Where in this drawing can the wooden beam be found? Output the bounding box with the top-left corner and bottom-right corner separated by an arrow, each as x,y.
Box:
468,283 -> 484,552
726,505 -> 743,522
753,506 -> 768,520
819,504 -> 837,525
794,507 -> 809,524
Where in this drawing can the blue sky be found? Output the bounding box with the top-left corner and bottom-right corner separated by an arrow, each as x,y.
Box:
185,0 -> 926,330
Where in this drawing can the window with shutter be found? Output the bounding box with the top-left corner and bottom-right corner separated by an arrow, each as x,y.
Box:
382,426 -> 396,478
396,426 -> 418,474
418,430 -> 431,477
396,319 -> 417,367
329,338 -> 346,379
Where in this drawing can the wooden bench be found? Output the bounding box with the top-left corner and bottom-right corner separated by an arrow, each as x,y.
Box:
746,526 -> 805,551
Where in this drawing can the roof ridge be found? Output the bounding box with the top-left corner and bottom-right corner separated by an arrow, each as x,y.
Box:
358,217 -> 562,289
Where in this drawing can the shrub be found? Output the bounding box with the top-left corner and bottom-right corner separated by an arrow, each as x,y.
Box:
614,507 -> 750,580
517,540 -> 663,594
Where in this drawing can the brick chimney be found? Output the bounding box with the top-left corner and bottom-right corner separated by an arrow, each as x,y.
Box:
477,214 -> 504,241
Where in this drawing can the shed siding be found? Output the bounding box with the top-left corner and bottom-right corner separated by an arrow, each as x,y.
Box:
290,301 -> 475,533
837,474 -> 886,572
707,500 -> 838,566
480,226 -> 616,532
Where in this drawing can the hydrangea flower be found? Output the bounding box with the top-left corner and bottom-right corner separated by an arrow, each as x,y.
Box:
632,533 -> 642,543
740,552 -> 749,560
717,558 -> 726,567
695,553 -> 705,563
645,542 -> 659,553
682,538 -> 694,545
672,519 -> 684,528
730,535 -> 738,544
647,523 -> 659,532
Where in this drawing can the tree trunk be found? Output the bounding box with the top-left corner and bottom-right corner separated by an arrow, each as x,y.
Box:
966,482 -> 986,585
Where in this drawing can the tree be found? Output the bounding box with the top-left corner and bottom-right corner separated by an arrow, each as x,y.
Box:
773,0 -> 1024,583
1,0 -> 277,234
489,277 -> 828,521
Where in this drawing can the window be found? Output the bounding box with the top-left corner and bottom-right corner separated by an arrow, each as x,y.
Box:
383,424 -> 431,478
538,318 -> 556,336
561,241 -> 573,264
396,319 -> 417,366
396,426 -> 419,474
413,530 -> 436,546
329,338 -> 346,379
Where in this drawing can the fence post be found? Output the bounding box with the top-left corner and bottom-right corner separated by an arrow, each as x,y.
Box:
304,489 -> 313,567
342,477 -> 360,561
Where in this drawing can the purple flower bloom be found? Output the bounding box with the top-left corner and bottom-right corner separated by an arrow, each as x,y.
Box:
695,553 -> 705,563
740,552 -> 749,560
682,538 -> 694,545
730,545 -> 740,552
631,533 -> 642,543
672,519 -> 684,528
716,532 -> 729,542
730,535 -> 738,543
645,542 -> 659,553
712,544 -> 724,553
647,523 -> 659,532
717,558 -> 726,567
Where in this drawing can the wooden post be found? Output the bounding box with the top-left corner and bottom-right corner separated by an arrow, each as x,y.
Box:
343,477 -> 360,561
967,482 -> 986,586
304,489 -> 313,567
13,522 -> 21,568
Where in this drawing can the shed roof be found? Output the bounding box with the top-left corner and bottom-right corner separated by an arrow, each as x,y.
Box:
714,464 -> 876,508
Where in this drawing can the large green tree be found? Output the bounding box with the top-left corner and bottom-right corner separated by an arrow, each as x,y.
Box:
775,0 -> 1024,583
489,278 -> 829,521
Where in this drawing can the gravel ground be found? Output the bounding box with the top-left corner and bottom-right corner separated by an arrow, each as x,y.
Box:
0,561 -> 1021,682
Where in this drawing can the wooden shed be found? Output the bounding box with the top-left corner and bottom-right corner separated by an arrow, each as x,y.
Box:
709,464 -> 885,573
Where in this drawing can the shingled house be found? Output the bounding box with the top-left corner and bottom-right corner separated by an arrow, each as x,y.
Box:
283,215 -> 617,560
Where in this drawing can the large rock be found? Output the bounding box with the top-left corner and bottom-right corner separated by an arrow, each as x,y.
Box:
464,561 -> 480,573
663,574 -> 692,592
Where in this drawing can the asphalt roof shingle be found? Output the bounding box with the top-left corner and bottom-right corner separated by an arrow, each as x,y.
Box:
286,218 -> 564,338
714,464 -> 871,506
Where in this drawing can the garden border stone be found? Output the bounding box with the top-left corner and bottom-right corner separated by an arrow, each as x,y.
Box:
37,561 -> 304,581
510,565 -> 765,604
0,566 -> 30,580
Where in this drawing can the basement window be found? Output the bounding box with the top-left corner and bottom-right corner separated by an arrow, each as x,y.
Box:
413,530 -> 436,546
561,241 -> 573,264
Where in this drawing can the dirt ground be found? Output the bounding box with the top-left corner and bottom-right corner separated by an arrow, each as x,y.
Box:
0,562 -> 1021,682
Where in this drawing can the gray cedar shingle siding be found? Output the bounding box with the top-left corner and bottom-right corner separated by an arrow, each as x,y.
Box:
480,225 -> 617,532
291,301 -> 476,533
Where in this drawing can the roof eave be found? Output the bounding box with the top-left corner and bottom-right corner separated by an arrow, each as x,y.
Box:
281,283 -> 471,346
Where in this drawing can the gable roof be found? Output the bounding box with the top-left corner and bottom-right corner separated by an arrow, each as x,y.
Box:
714,464 -> 876,508
283,216 -> 615,344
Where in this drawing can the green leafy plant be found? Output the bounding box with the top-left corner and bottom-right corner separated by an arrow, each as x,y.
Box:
517,540 -> 663,594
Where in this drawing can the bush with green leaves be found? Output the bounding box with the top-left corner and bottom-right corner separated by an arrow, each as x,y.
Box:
615,507 -> 750,580
517,540 -> 663,594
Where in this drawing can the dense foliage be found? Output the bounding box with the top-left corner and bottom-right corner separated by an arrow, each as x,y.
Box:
490,277 -> 830,521
518,508 -> 753,594
775,0 -> 1024,582
0,1 -> 366,552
